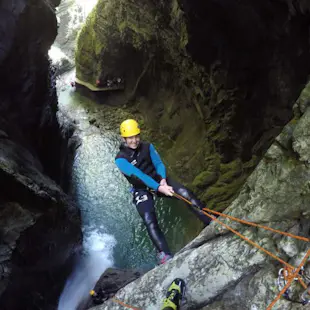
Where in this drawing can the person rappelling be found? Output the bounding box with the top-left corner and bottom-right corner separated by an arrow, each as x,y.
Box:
115,119 -> 214,264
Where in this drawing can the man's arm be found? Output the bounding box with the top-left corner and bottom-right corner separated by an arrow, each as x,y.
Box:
149,144 -> 166,180
115,158 -> 160,190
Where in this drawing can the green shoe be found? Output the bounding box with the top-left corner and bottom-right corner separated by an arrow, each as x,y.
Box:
161,278 -> 186,310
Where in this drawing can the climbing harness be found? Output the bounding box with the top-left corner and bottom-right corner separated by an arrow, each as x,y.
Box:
134,192 -> 148,205
172,192 -> 310,309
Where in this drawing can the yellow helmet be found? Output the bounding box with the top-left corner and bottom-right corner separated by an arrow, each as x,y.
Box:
120,119 -> 141,137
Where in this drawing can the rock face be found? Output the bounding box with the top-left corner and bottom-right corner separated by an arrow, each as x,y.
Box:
0,137 -> 82,310
75,0 -> 310,211
50,0 -> 85,74
0,0 -> 82,309
79,268 -> 142,310
90,83 -> 310,309
0,0 -> 62,182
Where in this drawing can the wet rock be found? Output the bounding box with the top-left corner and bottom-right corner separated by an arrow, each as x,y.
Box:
0,0 -> 63,183
90,118 -> 97,125
49,0 -> 85,75
79,268 -> 142,310
0,137 -> 82,310
200,266 -> 307,310
0,0 -> 82,309
292,108 -> 310,163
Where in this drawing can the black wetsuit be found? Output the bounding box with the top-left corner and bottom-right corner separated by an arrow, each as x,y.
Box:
115,142 -> 212,255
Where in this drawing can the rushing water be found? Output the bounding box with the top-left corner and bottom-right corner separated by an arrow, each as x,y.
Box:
51,1 -> 203,308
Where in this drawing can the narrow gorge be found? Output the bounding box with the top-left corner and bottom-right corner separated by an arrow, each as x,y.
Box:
0,1 -> 309,310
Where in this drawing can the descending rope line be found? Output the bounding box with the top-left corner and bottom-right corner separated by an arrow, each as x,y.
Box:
173,192 -> 309,308
173,192 -> 309,242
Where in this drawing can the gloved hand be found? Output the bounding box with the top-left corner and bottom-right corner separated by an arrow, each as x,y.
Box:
158,184 -> 174,196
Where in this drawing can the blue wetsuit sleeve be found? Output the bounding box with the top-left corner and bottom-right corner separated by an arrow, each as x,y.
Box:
149,144 -> 166,179
115,158 -> 160,191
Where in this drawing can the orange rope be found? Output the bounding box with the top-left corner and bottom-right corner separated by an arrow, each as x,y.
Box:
112,298 -> 141,310
199,210 -> 297,270
202,207 -> 310,242
279,267 -> 306,291
88,193 -> 308,310
266,250 -> 310,310
173,193 -> 309,242
173,192 -> 308,289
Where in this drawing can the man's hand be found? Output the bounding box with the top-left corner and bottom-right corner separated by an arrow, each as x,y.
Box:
158,184 -> 174,197
160,179 -> 167,186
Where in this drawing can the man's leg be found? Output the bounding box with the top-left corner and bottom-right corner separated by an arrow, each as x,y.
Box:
133,189 -> 172,256
166,178 -> 213,226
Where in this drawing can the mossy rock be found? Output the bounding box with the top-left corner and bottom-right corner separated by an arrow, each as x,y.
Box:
191,154 -> 220,189
219,158 -> 243,184
220,158 -> 242,174
295,81 -> 310,114
202,175 -> 247,211
192,170 -> 218,189
243,155 -> 259,170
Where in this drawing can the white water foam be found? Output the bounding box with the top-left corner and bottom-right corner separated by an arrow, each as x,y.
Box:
57,228 -> 116,310
75,0 -> 99,17
48,46 -> 69,65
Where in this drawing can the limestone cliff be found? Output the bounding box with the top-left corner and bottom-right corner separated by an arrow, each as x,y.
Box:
75,0 -> 310,211
0,0 -> 82,309
90,82 -> 310,310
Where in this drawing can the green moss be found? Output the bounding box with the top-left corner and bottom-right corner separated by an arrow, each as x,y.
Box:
220,158 -> 242,174
118,20 -> 154,43
75,6 -> 105,83
202,175 -> 247,211
243,155 -> 259,170
193,170 -> 218,189
171,0 -> 188,49
219,158 -> 242,184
